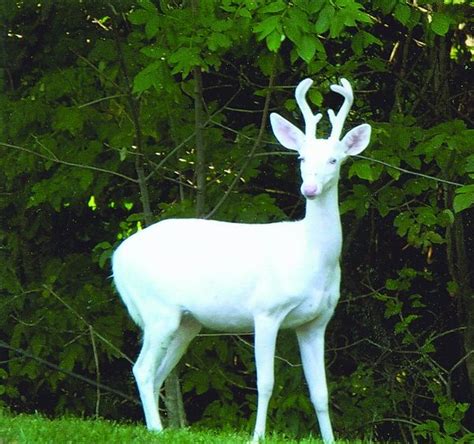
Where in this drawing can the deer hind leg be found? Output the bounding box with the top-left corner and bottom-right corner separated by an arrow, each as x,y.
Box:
133,308 -> 182,431
153,316 -> 201,412
296,319 -> 335,444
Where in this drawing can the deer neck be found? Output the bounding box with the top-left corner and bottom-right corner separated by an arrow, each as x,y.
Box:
302,184 -> 342,257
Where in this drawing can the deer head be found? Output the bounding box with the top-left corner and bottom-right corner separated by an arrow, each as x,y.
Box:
270,78 -> 371,199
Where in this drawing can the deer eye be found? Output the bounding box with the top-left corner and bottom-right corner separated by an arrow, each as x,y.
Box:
329,157 -> 337,165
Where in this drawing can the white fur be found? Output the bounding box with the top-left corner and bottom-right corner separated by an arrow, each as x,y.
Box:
112,78 -> 371,443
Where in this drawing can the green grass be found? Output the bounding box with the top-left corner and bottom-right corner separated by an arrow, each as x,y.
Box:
0,411 -> 366,443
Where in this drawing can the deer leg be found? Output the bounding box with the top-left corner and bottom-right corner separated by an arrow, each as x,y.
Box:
296,319 -> 335,444
133,309 -> 181,431
252,315 -> 280,443
153,317 -> 201,410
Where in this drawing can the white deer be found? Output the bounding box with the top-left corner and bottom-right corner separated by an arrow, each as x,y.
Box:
112,78 -> 371,443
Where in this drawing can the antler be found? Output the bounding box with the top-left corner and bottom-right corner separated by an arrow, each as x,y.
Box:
295,78 -> 322,138
327,78 -> 353,141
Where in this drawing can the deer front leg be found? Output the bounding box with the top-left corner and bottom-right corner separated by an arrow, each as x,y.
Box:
251,314 -> 280,443
296,318 -> 335,444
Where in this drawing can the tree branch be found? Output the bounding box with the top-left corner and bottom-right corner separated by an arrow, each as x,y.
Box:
0,141 -> 138,183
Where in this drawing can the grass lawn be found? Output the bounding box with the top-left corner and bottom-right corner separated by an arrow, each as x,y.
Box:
0,411 -> 364,444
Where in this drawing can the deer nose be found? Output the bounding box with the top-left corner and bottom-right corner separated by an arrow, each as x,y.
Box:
302,183 -> 319,198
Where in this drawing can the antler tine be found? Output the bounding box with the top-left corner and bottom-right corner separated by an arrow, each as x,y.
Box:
328,78 -> 353,140
295,78 -> 322,138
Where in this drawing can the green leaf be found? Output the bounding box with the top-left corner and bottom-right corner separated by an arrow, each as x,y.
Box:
414,420 -> 440,438
296,35 -> 316,63
422,340 -> 435,353
266,30 -> 283,52
238,8 -> 252,18
254,15 -> 280,40
208,32 -> 233,51
394,212 -> 413,237
353,8 -> 372,25
283,18 -> 302,44
415,133 -> 446,157
306,2 -> 324,14
447,280 -> 459,297
53,106 -> 84,135
406,8 -> 421,30
138,0 -> 157,13
377,0 -> 396,15
93,241 -> 114,268
410,294 -> 426,309
438,209 -> 454,227
453,185 -> 474,213
464,154 -> 474,173
405,314 -> 419,325
193,370 -> 211,395
141,45 -> 166,59
330,11 -> 346,38
30,334 -> 44,356
415,207 -> 437,226
431,12 -> 450,36
260,1 -> 286,13
23,361 -> 39,379
145,15 -> 160,39
313,37 -> 325,54
257,53 -> 275,75
351,30 -> 382,55
367,56 -> 387,72
443,419 -> 461,435
308,89 -> 323,107
210,19 -> 233,32
59,344 -> 83,373
386,278 -> 399,290
288,6 -> 310,32
340,184 -> 370,218
385,298 -> 403,318
169,47 -> 203,77
78,170 -> 93,190
349,161 -> 374,181
133,61 -> 162,93
394,3 -> 411,26
128,9 -> 151,25
315,5 -> 334,34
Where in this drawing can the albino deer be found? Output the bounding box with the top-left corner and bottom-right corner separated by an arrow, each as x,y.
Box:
112,78 -> 371,443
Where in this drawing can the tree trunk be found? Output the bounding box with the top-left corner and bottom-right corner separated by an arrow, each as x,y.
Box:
445,182 -> 474,400
164,372 -> 187,428
450,214 -> 474,398
193,66 -> 206,217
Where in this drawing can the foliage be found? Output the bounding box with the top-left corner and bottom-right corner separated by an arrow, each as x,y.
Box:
0,0 -> 472,442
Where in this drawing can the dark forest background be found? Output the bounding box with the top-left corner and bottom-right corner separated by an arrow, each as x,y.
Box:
0,0 -> 472,442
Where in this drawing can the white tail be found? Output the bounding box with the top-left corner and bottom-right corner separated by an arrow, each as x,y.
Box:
112,78 -> 371,443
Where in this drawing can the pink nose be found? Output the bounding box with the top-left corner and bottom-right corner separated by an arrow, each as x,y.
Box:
302,184 -> 318,198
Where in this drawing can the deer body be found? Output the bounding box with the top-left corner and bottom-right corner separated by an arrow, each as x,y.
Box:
113,78 -> 371,443
114,204 -> 341,332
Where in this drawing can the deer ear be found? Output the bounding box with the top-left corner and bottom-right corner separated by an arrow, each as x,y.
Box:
341,123 -> 371,155
270,113 -> 305,152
